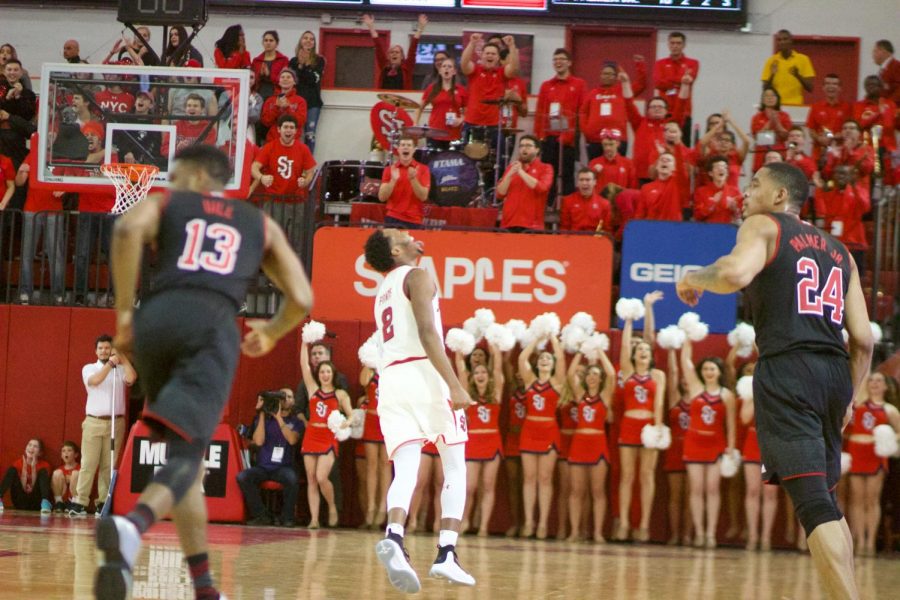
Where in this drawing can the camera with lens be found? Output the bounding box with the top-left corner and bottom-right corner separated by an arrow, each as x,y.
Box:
261,390 -> 287,415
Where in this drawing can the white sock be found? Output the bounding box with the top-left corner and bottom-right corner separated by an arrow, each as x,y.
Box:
439,529 -> 458,548
55,496 -> 62,503
387,523 -> 405,538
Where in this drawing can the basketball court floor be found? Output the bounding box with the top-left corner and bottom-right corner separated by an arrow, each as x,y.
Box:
0,511 -> 897,599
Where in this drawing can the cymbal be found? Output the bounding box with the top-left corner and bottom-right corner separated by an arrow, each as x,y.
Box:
502,128 -> 523,136
480,97 -> 519,105
377,93 -> 420,110
403,125 -> 450,139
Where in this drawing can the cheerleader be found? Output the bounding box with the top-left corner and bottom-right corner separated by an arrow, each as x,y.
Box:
518,334 -> 567,539
615,314 -> 666,542
456,342 -> 504,536
556,369 -> 580,540
503,352 -> 526,537
664,348 -> 692,545
847,372 -> 900,555
566,347 -> 616,542
680,338 -> 736,548
300,341 -> 353,529
359,366 -> 391,529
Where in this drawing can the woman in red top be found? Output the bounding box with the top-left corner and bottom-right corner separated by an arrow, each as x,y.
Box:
615,313 -> 666,542
518,334 -> 567,539
680,338 -> 736,548
0,438 -> 52,512
416,58 -> 467,149
750,87 -> 792,171
456,343 -> 504,536
565,346 -> 616,543
664,348 -> 693,546
359,365 -> 390,529
847,372 -> 900,556
50,441 -> 81,512
252,30 -> 290,101
300,341 -> 353,529
214,25 -> 251,70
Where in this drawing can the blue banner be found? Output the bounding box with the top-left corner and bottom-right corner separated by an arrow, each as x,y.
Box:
619,221 -> 738,334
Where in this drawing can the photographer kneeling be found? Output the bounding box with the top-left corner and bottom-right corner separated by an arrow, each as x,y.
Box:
237,390 -> 303,527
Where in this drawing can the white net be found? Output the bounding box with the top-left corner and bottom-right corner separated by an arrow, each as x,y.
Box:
100,163 -> 160,214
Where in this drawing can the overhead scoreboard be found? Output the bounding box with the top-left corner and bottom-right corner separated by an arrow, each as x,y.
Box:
228,0 -> 746,24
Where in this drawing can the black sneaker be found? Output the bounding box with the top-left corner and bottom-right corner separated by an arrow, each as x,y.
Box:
68,502 -> 87,517
53,501 -> 67,513
246,514 -> 272,526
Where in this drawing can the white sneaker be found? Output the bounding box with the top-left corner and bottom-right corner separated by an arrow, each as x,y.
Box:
375,536 -> 421,594
94,516 -> 141,600
429,547 -> 475,586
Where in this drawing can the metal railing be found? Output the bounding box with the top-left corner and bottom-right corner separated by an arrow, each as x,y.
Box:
870,183 -> 899,347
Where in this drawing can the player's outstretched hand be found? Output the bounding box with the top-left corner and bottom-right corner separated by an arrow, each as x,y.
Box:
675,279 -> 702,307
450,385 -> 475,411
242,319 -> 276,357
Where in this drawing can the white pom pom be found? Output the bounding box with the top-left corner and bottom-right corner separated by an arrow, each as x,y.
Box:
529,312 -> 562,338
485,323 -> 515,352
349,409 -> 365,439
561,323 -> 589,354
677,312 -> 701,331
358,331 -> 381,369
842,329 -> 849,344
727,322 -> 756,348
580,332 -> 610,361
677,312 -> 709,341
840,451 -> 852,475
327,410 -> 346,433
616,298 -> 645,321
736,376 -> 754,401
521,328 -> 548,351
687,321 -> 709,342
656,325 -> 686,350
302,320 -> 326,344
463,317 -> 483,342
736,344 -> 755,358
871,322 -> 883,344
569,311 -> 596,335
505,319 -> 528,344
873,424 -> 899,458
641,424 -> 661,449
720,449 -> 741,478
334,424 -> 352,442
656,425 -> 672,450
445,328 -> 476,355
474,308 -> 496,331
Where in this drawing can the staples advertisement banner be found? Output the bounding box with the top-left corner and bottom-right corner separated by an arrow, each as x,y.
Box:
619,221 -> 738,334
311,227 -> 613,326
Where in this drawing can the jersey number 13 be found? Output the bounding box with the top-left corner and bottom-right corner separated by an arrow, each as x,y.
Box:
177,218 -> 243,275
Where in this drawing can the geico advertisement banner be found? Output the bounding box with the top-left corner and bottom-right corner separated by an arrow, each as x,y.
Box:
312,227 -> 613,326
620,221 -> 738,334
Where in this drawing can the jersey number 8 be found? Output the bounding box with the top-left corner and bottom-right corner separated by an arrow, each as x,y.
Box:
381,307 -> 395,342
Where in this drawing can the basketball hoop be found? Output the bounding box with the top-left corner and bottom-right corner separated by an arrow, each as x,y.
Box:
100,163 -> 160,214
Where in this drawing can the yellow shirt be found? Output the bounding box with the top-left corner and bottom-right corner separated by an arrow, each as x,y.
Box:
760,51 -> 816,105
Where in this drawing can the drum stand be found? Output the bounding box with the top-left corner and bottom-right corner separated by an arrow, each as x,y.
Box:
545,112 -> 575,210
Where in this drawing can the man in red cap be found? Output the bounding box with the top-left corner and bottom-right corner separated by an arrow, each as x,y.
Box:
587,129 -> 636,191
81,121 -> 108,163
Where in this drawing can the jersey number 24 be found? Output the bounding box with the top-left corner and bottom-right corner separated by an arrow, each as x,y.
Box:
796,257 -> 844,325
177,218 -> 243,275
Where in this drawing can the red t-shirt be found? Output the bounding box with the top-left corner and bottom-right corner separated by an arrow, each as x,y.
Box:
171,120 -> 216,152
0,153 -> 13,185
94,89 -> 135,114
214,48 -> 251,70
380,160 -> 431,224
497,159 -> 554,230
535,74 -> 587,146
853,98 -> 897,151
814,184 -> 871,249
559,191 -> 612,232
693,182 -> 743,224
750,109 -> 793,170
588,153 -> 637,190
805,100 -> 852,160
465,64 -> 510,126
636,178 -> 685,222
421,84 -> 468,141
653,55 -> 700,115
254,139 -> 316,198
12,457 -> 51,493
627,96 -> 685,179
260,90 -> 308,142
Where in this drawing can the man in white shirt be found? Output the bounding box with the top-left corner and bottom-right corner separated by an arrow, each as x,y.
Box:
69,334 -> 136,516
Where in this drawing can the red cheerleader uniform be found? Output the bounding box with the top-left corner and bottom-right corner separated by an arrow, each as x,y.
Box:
846,401 -> 891,475
682,391 -> 727,464
567,394 -> 610,465
558,401 -> 579,460
618,373 -> 657,446
518,380 -> 562,454
61,464 -> 81,502
362,374 -> 385,443
743,424 -> 761,464
504,390 -> 526,458
465,398 -> 503,461
663,400 -> 691,472
301,389 -> 339,456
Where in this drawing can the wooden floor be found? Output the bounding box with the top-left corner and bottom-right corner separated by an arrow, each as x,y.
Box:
0,511 -> 897,599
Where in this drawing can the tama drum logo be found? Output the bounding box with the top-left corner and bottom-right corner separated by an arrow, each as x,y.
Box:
629,263 -> 702,283
432,157 -> 466,169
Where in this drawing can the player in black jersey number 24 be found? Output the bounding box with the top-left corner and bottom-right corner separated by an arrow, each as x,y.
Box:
96,145 -> 313,600
676,163 -> 873,600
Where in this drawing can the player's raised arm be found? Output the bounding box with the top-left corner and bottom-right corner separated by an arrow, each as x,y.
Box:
843,255 -> 875,405
405,268 -> 473,410
243,216 -> 313,357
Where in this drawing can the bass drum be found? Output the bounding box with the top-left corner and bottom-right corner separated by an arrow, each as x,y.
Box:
427,151 -> 481,207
